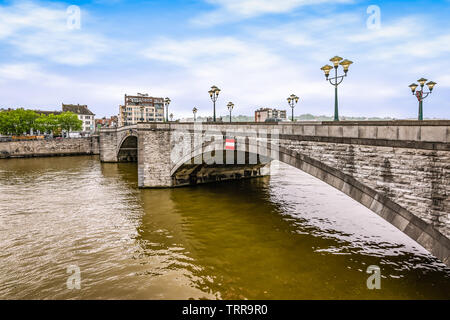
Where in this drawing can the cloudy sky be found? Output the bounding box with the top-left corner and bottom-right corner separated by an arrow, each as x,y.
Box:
0,0 -> 449,119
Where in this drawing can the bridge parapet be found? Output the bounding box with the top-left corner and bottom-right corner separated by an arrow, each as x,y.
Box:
133,120 -> 450,144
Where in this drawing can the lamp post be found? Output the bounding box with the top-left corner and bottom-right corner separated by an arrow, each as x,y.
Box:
192,107 -> 198,122
321,56 -> 353,121
227,102 -> 234,123
164,97 -> 171,122
409,78 -> 436,121
208,85 -> 221,122
287,94 -> 299,122
170,113 -> 174,122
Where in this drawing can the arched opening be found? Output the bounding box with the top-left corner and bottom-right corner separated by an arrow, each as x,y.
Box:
118,135 -> 138,162
172,150 -> 270,186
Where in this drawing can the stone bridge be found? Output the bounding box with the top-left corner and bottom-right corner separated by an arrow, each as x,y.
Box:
99,121 -> 450,266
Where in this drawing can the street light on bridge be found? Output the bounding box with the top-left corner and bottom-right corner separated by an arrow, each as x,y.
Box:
227,102 -> 234,123
409,78 -> 436,121
321,56 -> 353,121
287,94 -> 299,122
208,85 -> 221,122
164,97 -> 171,122
192,107 -> 198,122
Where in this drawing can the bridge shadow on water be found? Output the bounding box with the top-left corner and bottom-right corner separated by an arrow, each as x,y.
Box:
106,161 -> 450,300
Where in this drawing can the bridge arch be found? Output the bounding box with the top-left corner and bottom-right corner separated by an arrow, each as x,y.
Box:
171,140 -> 450,266
117,134 -> 138,162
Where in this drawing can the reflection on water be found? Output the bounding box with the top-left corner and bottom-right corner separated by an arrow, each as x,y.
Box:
0,156 -> 448,299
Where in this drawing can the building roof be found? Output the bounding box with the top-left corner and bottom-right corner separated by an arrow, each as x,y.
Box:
255,107 -> 286,112
62,104 -> 95,115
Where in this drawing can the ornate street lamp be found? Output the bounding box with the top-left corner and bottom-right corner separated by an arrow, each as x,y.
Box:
164,97 -> 171,122
321,56 -> 353,121
409,78 -> 436,121
287,94 -> 299,122
192,107 -> 198,122
208,85 -> 221,122
227,102 -> 234,123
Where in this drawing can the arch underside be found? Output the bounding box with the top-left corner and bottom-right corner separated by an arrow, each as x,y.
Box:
172,143 -> 450,267
118,135 -> 138,162
173,150 -> 271,186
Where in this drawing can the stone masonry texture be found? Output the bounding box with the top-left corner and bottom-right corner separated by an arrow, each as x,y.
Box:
0,137 -> 99,158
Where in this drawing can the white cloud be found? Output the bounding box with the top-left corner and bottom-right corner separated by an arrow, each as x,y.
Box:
372,34 -> 450,60
0,1 -> 110,65
142,37 -> 280,68
435,75 -> 450,88
0,63 -> 70,85
346,17 -> 418,43
192,0 -> 353,26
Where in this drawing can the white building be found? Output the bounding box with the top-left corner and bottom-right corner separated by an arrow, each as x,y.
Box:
62,104 -> 95,133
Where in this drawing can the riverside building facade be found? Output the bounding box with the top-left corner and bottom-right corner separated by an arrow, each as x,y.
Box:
118,93 -> 165,126
255,108 -> 287,122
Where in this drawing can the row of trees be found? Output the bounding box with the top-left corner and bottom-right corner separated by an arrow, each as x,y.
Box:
0,108 -> 83,136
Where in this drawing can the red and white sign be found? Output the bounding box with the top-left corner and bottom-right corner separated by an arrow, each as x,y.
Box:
225,138 -> 235,150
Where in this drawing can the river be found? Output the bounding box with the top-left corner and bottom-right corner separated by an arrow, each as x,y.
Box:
0,156 -> 449,299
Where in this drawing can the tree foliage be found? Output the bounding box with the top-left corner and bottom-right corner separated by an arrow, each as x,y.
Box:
58,112 -> 83,132
0,108 -> 83,136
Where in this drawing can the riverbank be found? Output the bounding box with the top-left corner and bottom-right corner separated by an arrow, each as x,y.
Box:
0,136 -> 99,159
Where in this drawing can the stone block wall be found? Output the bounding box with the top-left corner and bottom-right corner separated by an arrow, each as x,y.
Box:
282,140 -> 450,240
0,136 -> 99,159
138,129 -> 173,188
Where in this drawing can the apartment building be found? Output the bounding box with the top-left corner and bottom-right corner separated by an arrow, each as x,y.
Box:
255,108 -> 287,122
118,93 -> 165,126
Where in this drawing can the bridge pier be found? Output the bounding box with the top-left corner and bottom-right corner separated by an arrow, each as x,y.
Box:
138,128 -> 173,188
99,130 -> 118,162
